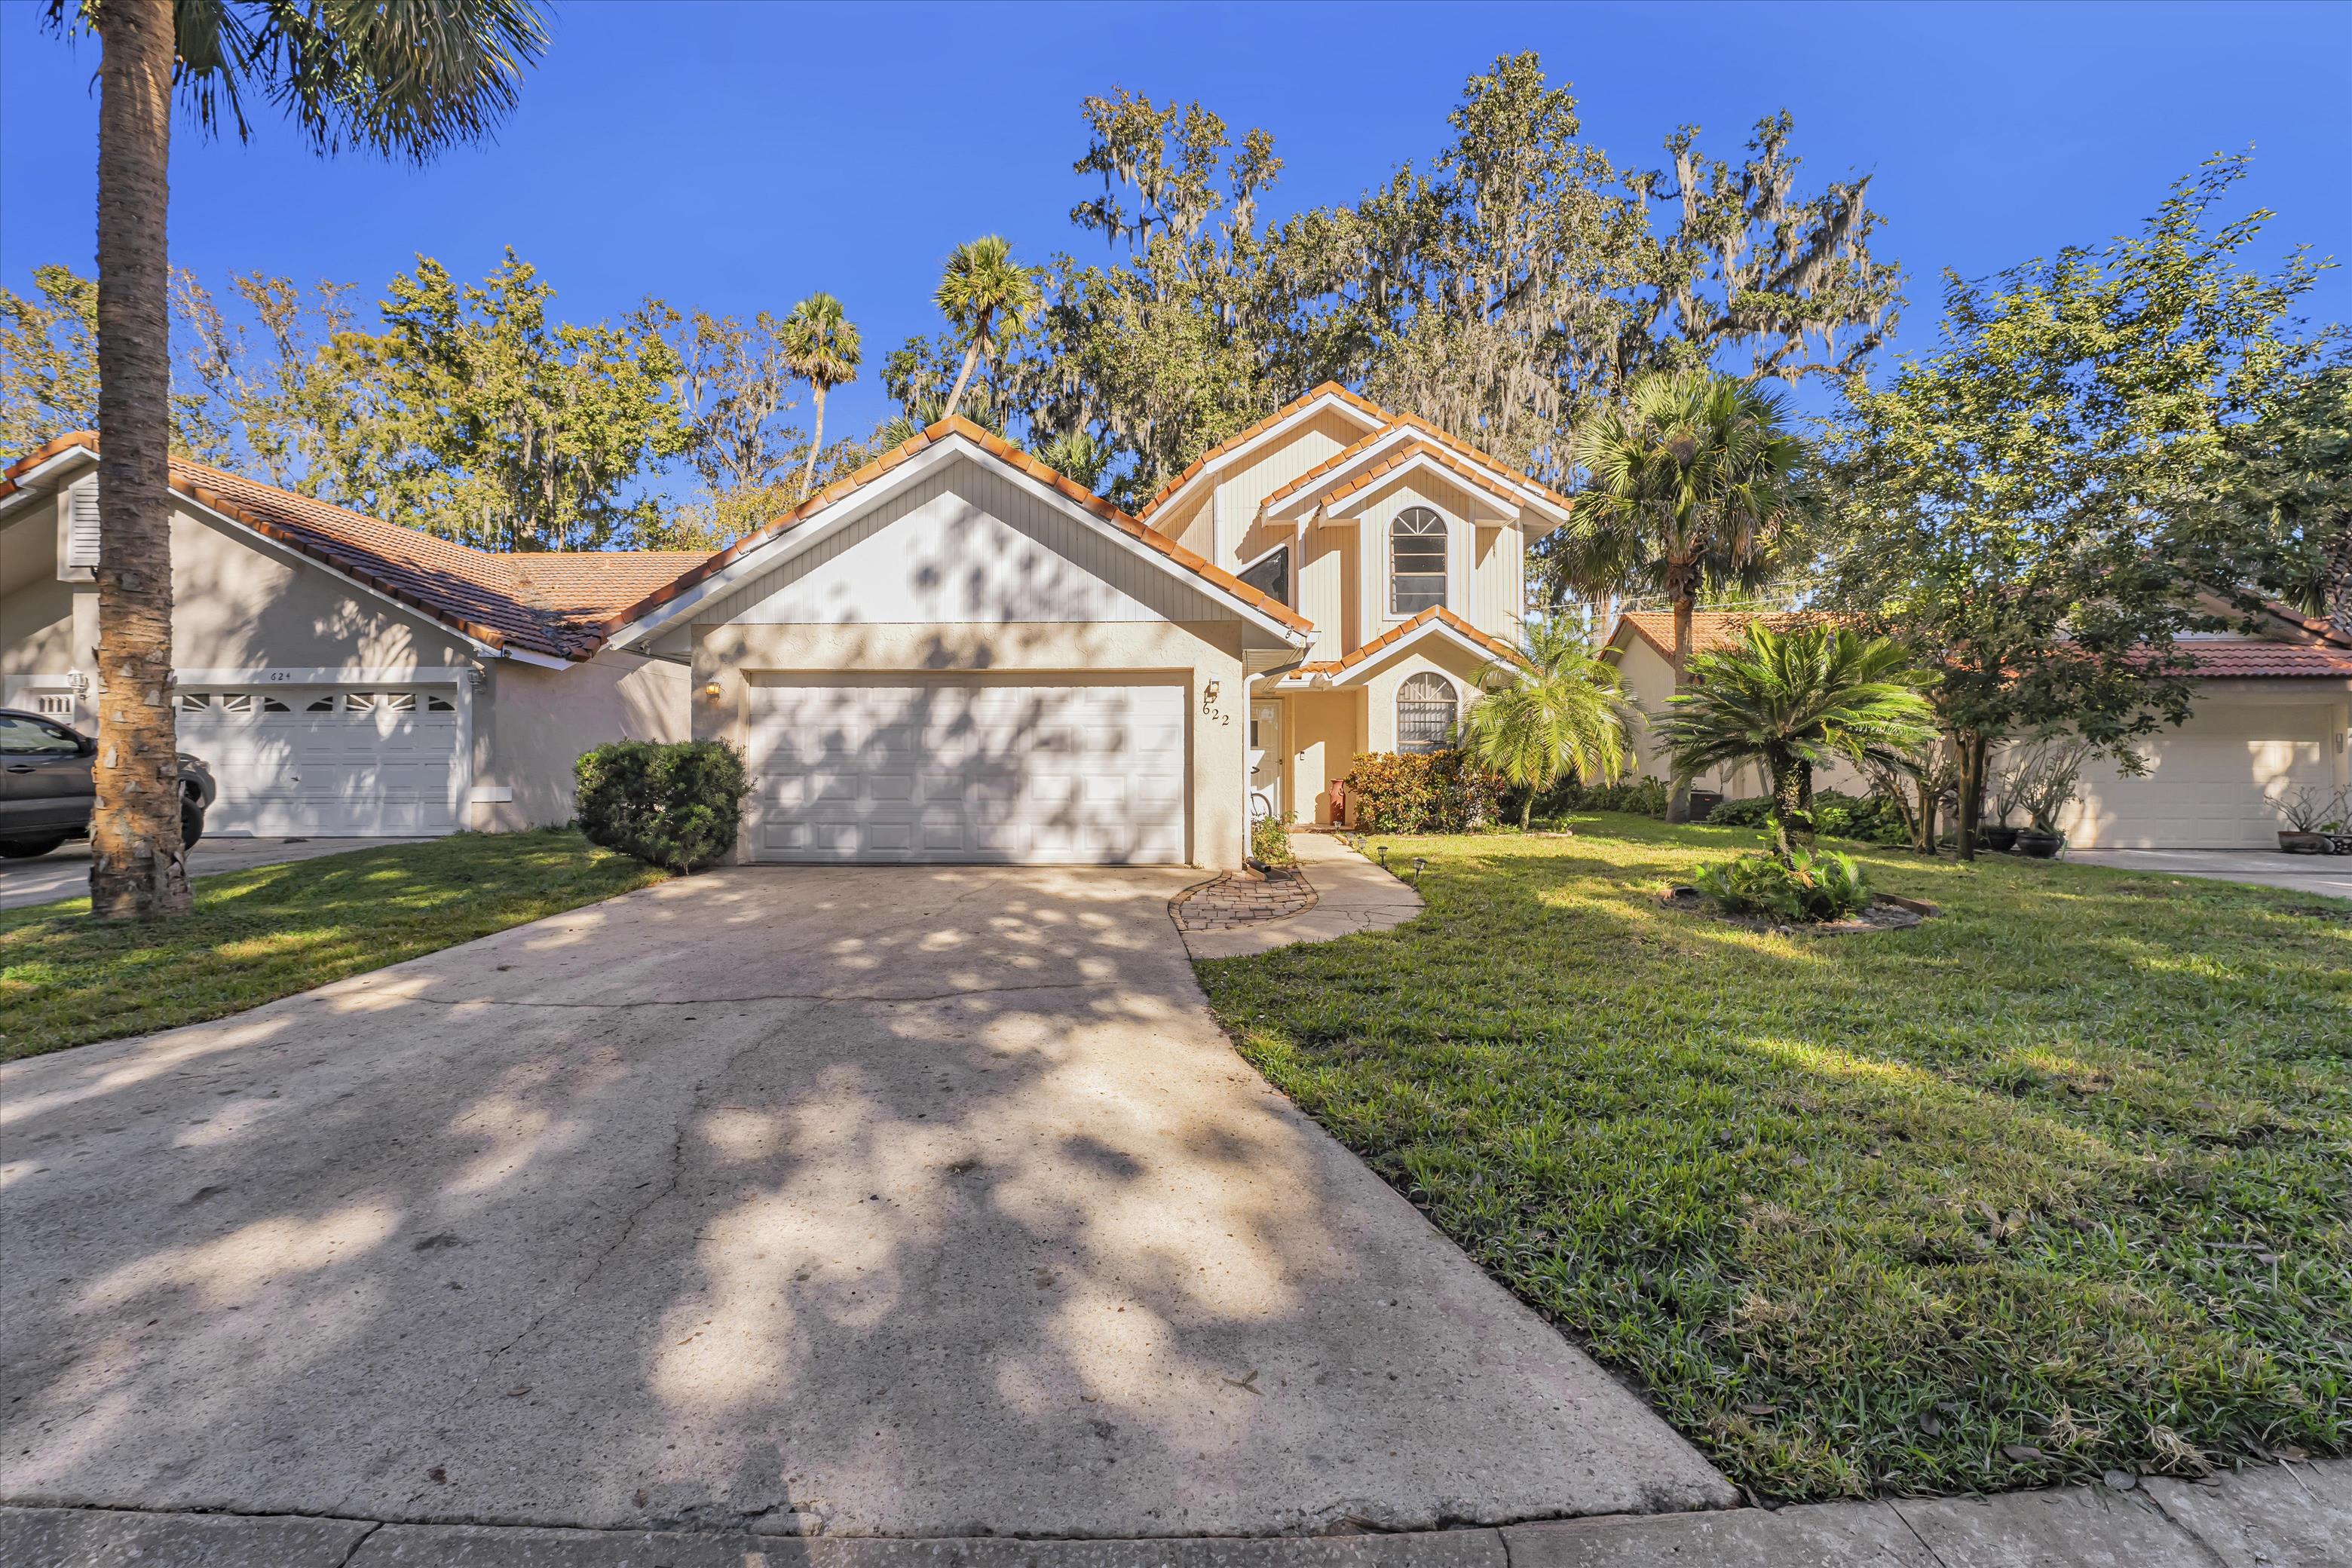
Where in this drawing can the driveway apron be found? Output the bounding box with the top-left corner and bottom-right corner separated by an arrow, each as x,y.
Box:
0,866 -> 1730,1537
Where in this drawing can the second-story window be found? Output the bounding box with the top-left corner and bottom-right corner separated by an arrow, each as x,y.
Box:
1390,507 -> 1447,615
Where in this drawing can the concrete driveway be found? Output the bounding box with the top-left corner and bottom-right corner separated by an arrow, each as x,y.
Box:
0,865 -> 1729,1539
2068,847 -> 2352,901
0,837 -> 432,911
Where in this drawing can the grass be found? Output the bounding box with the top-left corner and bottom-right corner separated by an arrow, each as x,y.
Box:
0,830 -> 666,1061
1193,814 -> 2350,1501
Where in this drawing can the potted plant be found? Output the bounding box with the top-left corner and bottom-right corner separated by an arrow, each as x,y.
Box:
2008,736 -> 2090,859
2274,785 -> 2347,855
1981,749 -> 2028,853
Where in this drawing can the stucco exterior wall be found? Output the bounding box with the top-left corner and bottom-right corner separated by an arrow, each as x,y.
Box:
691,620 -> 1251,868
1282,690 -> 1363,825
0,576 -> 74,681
471,651 -> 689,830
1296,525 -> 1357,663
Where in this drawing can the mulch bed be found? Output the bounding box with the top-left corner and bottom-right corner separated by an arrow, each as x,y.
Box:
1657,887 -> 1938,936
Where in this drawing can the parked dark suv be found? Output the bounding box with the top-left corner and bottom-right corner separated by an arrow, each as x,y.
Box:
0,709 -> 216,859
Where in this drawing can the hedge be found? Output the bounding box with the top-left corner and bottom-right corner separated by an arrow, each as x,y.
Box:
1341,750 -> 1505,833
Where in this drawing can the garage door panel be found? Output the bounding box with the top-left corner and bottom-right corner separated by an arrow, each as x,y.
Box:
746,678 -> 1186,864
176,685 -> 458,837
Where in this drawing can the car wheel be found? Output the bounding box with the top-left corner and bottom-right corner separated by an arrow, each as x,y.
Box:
181,802 -> 206,850
0,838 -> 69,859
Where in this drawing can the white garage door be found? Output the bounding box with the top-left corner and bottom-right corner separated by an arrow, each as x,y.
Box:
746,678 -> 1186,864
2057,702 -> 2338,849
173,686 -> 461,836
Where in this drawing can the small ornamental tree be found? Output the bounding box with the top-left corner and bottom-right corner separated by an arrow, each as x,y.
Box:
1657,623 -> 1938,862
1461,618 -> 1637,829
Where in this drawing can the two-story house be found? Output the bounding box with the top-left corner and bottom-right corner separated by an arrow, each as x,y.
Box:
602,384 -> 1563,865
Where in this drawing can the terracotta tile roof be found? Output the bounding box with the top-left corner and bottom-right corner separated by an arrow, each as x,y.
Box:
2178,638 -> 2352,678
1135,381 -> 1389,522
1383,412 -> 1576,517
1609,611 -> 1813,663
596,416 -> 1314,640
2,431 -> 713,660
1291,607 -> 1522,678
1606,608 -> 2352,680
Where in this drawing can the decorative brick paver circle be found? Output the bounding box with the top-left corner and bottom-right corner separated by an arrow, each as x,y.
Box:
1170,866 -> 1318,932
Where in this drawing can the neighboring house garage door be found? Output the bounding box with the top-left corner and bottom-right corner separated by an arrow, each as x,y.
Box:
2061,701 -> 2337,849
173,686 -> 461,836
746,677 -> 1186,864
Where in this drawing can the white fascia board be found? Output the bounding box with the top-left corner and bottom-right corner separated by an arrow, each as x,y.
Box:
1319,452 -> 1523,522
602,442 -> 963,649
1260,427 -> 1417,522
170,490 -> 507,661
1322,619 -> 1511,686
500,646 -> 572,669
0,447 -> 96,513
610,433 -> 1309,651
1148,391 -> 1388,526
175,666 -> 473,684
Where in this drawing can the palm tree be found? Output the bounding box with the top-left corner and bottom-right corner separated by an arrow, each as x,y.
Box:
1037,427 -> 1113,492
934,236 -> 1042,423
1569,369 -> 1819,822
52,0 -> 547,919
1655,622 -> 1938,862
1462,618 -> 1639,830
779,292 -> 861,499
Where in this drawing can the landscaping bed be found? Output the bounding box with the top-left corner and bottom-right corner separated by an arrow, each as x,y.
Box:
1193,814 -> 2350,1500
0,830 -> 666,1061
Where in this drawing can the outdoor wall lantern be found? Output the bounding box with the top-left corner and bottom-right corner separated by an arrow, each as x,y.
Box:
1202,679 -> 1221,703
704,681 -> 722,701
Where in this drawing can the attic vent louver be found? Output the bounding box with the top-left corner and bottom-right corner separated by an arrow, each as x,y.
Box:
66,480 -> 101,570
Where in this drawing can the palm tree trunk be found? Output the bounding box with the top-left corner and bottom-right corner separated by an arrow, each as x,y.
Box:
941,339 -> 983,424
801,384 -> 826,498
90,0 -> 190,920
1664,588 -> 1695,824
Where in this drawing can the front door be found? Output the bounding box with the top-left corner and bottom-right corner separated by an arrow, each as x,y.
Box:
1248,702 -> 1282,824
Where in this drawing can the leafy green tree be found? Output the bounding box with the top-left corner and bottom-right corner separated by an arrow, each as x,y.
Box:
670,307 -> 807,548
0,265 -> 101,453
1828,157 -> 2335,856
779,292 -> 862,499
1462,619 -> 1638,829
1657,623 -> 1938,861
331,252 -> 689,551
172,268 -> 358,489
1565,368 -> 1821,820
2188,366 -> 2351,630
43,0 -> 547,920
934,237 -> 1043,423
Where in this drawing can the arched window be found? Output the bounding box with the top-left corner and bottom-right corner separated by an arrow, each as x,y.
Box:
1389,507 -> 1447,614
1397,673 -> 1457,755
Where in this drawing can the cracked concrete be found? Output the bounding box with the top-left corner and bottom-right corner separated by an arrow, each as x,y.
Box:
0,863 -> 1727,1539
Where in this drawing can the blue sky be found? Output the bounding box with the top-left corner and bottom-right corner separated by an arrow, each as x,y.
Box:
5,0 -> 2347,449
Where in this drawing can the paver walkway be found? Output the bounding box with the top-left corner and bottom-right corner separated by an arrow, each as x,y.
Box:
5,1459 -> 2344,1565
1180,834 -> 1424,960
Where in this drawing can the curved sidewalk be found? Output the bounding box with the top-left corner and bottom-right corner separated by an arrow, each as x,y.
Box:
1179,833 -> 1425,960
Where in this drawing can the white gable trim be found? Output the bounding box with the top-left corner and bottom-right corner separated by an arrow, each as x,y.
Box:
607,433 -> 1308,650
1269,614 -> 1513,689
1318,450 -> 1524,523
1259,427 -> 1418,522
1144,390 -> 1388,528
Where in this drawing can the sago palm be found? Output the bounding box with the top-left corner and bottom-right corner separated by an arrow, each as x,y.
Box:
1570,369 -> 1819,822
47,0 -> 547,918
1656,622 -> 1938,862
1462,619 -> 1639,830
779,292 -> 862,498
934,236 -> 1042,422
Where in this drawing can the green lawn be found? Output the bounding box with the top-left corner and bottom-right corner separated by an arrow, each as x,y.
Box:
0,831 -> 666,1061
1194,815 -> 2350,1501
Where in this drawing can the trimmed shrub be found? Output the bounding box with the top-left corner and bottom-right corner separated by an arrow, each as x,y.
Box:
574,740 -> 750,872
1249,814 -> 1296,866
1706,788 -> 1910,847
1695,847 -> 1873,922
1530,773 -> 1670,821
1342,750 -> 1505,834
